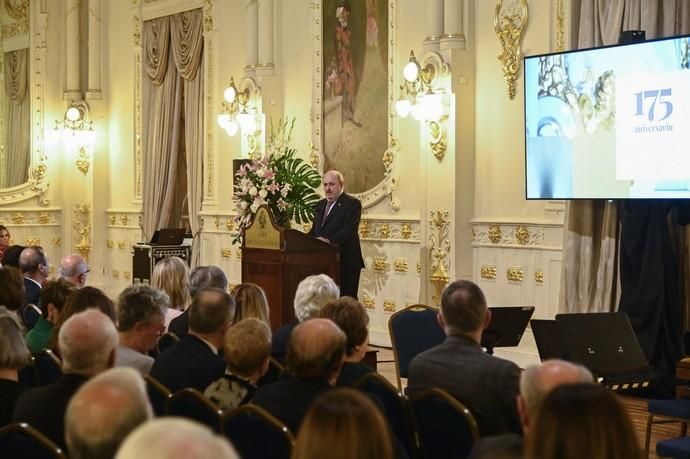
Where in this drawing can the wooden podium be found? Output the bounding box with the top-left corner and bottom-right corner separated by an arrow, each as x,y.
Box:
241,205 -> 340,330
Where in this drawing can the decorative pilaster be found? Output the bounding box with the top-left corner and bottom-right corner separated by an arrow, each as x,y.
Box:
441,0 -> 465,49
245,0 -> 258,73
257,0 -> 274,75
424,0 -> 444,51
65,0 -> 81,100
86,0 -> 102,100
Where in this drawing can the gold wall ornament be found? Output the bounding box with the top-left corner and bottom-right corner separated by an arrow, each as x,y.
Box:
123,271 -> 132,280
362,296 -> 375,310
3,0 -> 29,21
488,224 -> 502,244
132,15 -> 141,47
236,248 -> 242,259
507,267 -> 524,282
378,223 -> 391,239
417,262 -> 421,274
393,259 -> 408,273
37,213 -> 50,225
428,119 -> 448,162
75,146 -> 90,175
359,220 -> 370,239
308,141 -> 319,169
401,223 -> 412,239
535,269 -> 544,284
480,265 -> 497,280
51,237 -> 61,247
73,204 -> 92,260
373,257 -> 388,273
226,219 -> 235,232
2,22 -> 27,38
515,225 -> 530,245
112,269 -> 120,279
120,214 -> 130,226
202,0 -> 214,32
383,299 -> 396,313
106,240 -> 114,249
429,210 -> 451,305
494,0 -> 529,99
11,213 -> 25,224
221,248 -> 232,258
118,241 -> 126,249
555,0 -> 565,52
109,215 -> 116,225
25,238 -> 40,246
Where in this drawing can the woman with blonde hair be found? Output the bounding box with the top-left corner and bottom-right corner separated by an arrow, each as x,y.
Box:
231,283 -> 270,325
151,256 -> 190,329
292,388 -> 394,459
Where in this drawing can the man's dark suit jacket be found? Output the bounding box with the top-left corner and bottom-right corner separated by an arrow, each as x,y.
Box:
12,373 -> 88,449
270,320 -> 298,363
308,193 -> 364,298
407,334 -> 522,436
150,334 -> 225,393
168,310 -> 189,338
251,378 -> 333,433
23,277 -> 41,306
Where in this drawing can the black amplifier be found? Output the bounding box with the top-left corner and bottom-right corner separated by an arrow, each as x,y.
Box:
132,243 -> 191,284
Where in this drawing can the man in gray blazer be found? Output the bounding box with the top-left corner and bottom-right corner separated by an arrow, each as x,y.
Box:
407,280 -> 522,436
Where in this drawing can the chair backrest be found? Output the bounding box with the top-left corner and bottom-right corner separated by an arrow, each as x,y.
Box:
157,332 -> 180,354
0,422 -> 66,459
257,357 -> 285,387
410,388 -> 479,459
166,388 -> 223,433
144,374 -> 172,417
222,404 -> 295,459
18,355 -> 38,388
21,304 -> 42,331
34,349 -> 62,386
388,304 -> 445,389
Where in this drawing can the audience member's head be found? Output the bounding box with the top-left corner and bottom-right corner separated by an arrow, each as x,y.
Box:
151,256 -> 191,310
0,308 -> 31,373
66,367 -> 153,459
19,246 -> 49,281
223,318 -> 271,382
319,297 -> 369,362
189,265 -> 228,298
286,318 -> 346,384
518,359 -> 593,432
0,225 -> 10,249
115,418 -> 239,459
59,309 -> 118,376
293,274 -> 340,322
294,388 -> 394,459
231,283 -> 270,324
39,278 -> 77,324
525,383 -> 641,459
189,288 -> 235,348
59,254 -> 89,287
2,244 -> 25,268
0,266 -> 25,311
439,280 -> 489,339
50,286 -> 116,351
117,285 -> 169,354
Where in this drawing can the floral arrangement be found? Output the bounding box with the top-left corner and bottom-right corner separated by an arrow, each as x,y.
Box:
232,118 -> 321,243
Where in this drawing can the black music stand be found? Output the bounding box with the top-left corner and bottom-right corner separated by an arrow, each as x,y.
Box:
481,306 -> 535,354
530,319 -> 570,361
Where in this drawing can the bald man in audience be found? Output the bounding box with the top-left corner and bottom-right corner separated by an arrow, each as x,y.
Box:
115,418 -> 238,459
66,367 -> 153,459
59,254 -> 89,288
150,288 -> 234,392
13,309 -> 118,449
168,265 -> 228,338
252,318 -> 346,432
468,359 -> 594,459
408,279 -> 522,436
19,246 -> 49,305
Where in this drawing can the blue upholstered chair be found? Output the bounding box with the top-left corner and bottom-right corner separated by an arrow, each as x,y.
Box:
33,349 -> 62,386
166,388 -> 223,433
657,436 -> 690,458
223,404 -> 294,459
0,422 -> 66,459
144,374 -> 172,417
645,399 -> 690,457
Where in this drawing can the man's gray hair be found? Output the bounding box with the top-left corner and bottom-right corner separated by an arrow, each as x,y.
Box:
189,265 -> 228,298
115,418 -> 239,459
59,309 -> 118,375
117,284 -> 170,332
66,367 -> 152,459
520,360 -> 594,419
58,254 -> 88,279
293,274 -> 340,322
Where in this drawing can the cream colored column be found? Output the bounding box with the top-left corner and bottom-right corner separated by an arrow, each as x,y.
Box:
86,0 -> 102,100
257,0 -> 275,75
441,0 -> 465,49
64,0 -> 81,100
424,0 -> 444,51
246,0 -> 259,75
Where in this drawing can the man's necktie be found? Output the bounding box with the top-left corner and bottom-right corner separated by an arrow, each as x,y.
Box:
322,200 -> 335,226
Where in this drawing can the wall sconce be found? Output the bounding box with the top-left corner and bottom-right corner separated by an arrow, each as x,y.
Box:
395,50 -> 445,122
217,77 -> 265,158
53,101 -> 96,144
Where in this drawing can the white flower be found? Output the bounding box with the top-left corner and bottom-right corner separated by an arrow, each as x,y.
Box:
250,202 -> 260,213
240,202 -> 248,210
249,186 -> 258,196
259,189 -> 268,199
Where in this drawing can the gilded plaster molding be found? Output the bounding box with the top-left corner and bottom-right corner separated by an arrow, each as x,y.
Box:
25,237 -> 39,246
0,208 -> 60,226
362,295 -> 375,310
51,237 -> 61,247
133,14 -> 143,201
73,203 -> 92,261
221,248 -> 232,258
393,259 -> 408,273
373,256 -> 388,274
429,210 -> 450,304
535,268 -> 544,284
472,222 -> 545,247
3,0 -> 29,21
383,299 -> 396,313
76,147 -> 90,175
507,266 -> 524,282
480,265 -> 497,280
106,209 -> 142,228
494,0 -> 528,99
358,218 -> 420,242
555,0 -> 565,52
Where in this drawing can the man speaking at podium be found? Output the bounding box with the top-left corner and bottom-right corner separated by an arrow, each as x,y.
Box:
309,170 -> 364,298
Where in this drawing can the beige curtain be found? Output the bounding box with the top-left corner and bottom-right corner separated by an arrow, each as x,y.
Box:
141,10 -> 204,266
561,0 -> 690,314
3,49 -> 29,188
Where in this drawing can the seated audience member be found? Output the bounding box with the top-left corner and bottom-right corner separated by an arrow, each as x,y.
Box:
407,279 -> 522,436
48,286 -> 117,355
272,274 -> 340,362
13,309 -> 118,449
0,225 -> 10,264
58,254 -> 89,288
115,418 -> 238,459
525,383 -> 642,459
0,308 -> 31,427
253,318 -> 346,432
25,278 -> 76,353
205,318 -> 271,410
293,388 -> 394,459
2,244 -> 25,268
168,265 -> 227,337
65,367 -> 153,459
150,288 -> 234,392
151,256 -> 191,329
0,266 -> 26,313
469,359 -> 594,459
115,285 -> 169,375
231,283 -> 270,324
19,246 -> 50,306
319,297 -> 374,386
